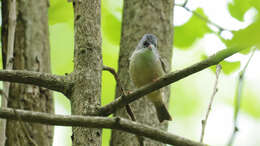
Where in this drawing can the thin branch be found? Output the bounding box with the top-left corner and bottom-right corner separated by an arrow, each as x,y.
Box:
0,0 -> 16,145
102,65 -> 126,95
124,104 -> 135,121
0,70 -> 73,95
97,48 -> 245,116
0,107 -> 206,146
102,66 -> 137,120
102,66 -> 136,120
102,65 -> 144,146
200,64 -> 222,142
175,1 -> 229,33
227,48 -> 256,146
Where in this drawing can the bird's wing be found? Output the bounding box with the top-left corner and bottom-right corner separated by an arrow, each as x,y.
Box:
159,57 -> 168,73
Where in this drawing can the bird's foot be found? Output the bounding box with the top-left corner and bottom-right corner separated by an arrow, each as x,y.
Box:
122,90 -> 132,97
152,78 -> 159,82
127,90 -> 132,95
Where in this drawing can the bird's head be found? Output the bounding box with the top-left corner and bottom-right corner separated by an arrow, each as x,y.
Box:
137,34 -> 158,50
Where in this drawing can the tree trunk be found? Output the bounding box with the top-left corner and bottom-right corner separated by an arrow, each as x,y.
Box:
111,0 -> 174,145
70,0 -> 103,146
1,0 -> 54,146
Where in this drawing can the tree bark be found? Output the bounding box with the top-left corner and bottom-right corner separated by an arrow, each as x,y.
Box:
0,0 -> 16,145
71,0 -> 103,146
111,0 -> 174,145
1,0 -> 54,145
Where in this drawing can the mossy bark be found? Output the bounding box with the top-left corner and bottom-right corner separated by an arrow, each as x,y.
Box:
1,0 -> 54,145
111,0 -> 174,145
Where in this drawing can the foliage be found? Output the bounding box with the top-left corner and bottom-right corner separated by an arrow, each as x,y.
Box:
48,0 -> 73,25
224,0 -> 260,53
227,0 -> 259,21
102,0 -> 122,46
174,8 -> 211,49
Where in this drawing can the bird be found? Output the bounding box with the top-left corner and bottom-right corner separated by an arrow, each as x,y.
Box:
129,34 -> 172,123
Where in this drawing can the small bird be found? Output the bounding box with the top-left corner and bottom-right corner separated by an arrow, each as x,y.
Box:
129,34 -> 172,122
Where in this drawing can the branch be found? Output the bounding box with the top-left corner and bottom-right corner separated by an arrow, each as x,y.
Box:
0,70 -> 73,95
0,108 -> 206,146
102,66 -> 136,120
98,48 -> 245,116
227,48 -> 256,146
200,64 -> 221,142
102,65 -> 126,95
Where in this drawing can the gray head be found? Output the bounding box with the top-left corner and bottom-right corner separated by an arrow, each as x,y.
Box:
136,34 -> 158,50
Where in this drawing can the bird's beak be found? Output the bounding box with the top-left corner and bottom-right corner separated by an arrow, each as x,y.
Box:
148,44 -> 154,50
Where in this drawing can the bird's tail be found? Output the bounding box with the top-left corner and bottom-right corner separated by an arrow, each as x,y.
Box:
154,101 -> 172,123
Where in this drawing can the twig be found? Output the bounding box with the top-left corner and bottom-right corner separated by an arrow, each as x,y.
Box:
102,66 -> 136,120
0,107 -> 206,146
102,65 -> 144,146
227,48 -> 256,146
0,70 -> 73,95
200,64 -> 222,143
97,47 -> 245,116
102,66 -> 126,95
175,0 -> 229,34
0,0 -> 16,145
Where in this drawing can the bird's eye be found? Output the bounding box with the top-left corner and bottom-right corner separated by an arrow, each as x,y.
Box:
143,41 -> 149,47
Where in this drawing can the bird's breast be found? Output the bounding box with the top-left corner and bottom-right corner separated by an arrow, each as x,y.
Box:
129,49 -> 164,87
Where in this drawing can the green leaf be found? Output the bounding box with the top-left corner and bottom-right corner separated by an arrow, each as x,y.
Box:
224,18 -> 260,51
225,89 -> 260,119
201,54 -> 241,75
170,82 -> 200,117
220,60 -> 241,74
239,47 -> 251,55
102,129 -> 111,146
49,23 -> 74,75
101,0 -> 122,45
228,0 -> 260,21
174,8 -> 211,49
241,91 -> 260,118
228,0 -> 251,21
221,1 -> 260,54
102,7 -> 121,46
49,0 -> 73,25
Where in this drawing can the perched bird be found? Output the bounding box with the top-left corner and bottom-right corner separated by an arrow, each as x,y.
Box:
129,34 -> 172,122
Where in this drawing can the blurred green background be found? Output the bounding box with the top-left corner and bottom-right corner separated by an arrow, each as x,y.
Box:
25,0 -> 260,145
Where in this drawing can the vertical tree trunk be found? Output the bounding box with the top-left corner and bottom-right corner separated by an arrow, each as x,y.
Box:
111,0 -> 174,145
1,0 -> 54,146
71,0 -> 103,146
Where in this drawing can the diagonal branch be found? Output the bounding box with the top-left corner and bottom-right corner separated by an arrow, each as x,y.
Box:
0,107 -> 205,146
0,70 -> 73,95
97,48 -> 245,116
102,65 -> 136,120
